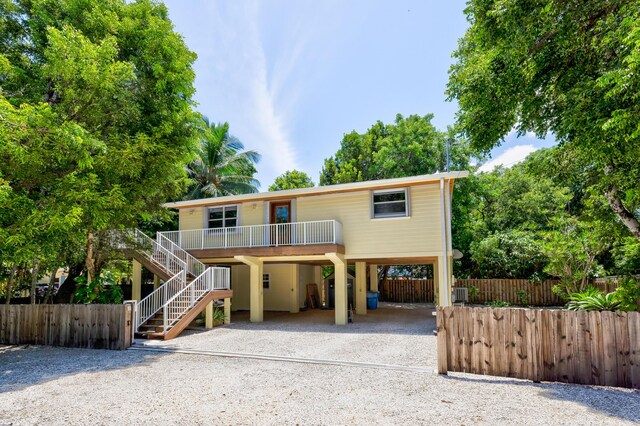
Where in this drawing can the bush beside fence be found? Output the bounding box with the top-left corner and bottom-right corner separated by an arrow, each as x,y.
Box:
436,306 -> 640,389
381,278 -> 621,306
0,304 -> 134,350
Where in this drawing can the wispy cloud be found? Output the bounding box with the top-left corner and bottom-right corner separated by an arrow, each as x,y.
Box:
478,144 -> 536,173
187,0 -> 312,187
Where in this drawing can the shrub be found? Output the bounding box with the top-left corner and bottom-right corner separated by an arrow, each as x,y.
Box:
567,291 -> 620,311
74,271 -> 123,304
516,289 -> 529,305
612,277 -> 640,312
486,300 -> 510,308
467,285 -> 480,301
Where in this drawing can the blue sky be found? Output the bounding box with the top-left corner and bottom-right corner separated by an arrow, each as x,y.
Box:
163,0 -> 555,187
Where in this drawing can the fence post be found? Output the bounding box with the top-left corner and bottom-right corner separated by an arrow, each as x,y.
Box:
123,300 -> 136,348
436,307 -> 448,375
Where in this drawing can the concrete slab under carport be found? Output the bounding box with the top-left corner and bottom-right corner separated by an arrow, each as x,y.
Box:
138,302 -> 437,368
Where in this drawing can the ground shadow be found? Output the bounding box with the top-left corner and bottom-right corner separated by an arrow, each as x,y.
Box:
0,344 -> 166,394
441,374 -> 640,423
210,303 -> 437,336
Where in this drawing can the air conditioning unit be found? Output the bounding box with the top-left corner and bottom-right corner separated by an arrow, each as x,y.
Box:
452,287 -> 468,305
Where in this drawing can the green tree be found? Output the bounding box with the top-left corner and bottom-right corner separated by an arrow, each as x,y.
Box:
269,170 -> 314,191
185,119 -> 261,199
320,114 -> 477,277
0,0 -> 199,285
447,0 -> 640,240
542,217 -> 611,297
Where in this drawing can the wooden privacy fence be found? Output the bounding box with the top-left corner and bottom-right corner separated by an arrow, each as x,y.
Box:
0,304 -> 134,350
381,278 -> 434,302
381,278 -> 621,306
436,306 -> 640,389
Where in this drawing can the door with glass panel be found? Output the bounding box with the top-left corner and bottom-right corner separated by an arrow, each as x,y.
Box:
269,201 -> 291,246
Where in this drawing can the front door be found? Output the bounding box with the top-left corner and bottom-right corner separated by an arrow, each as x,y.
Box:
270,201 -> 291,245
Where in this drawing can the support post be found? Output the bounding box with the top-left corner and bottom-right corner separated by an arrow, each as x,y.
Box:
313,265 -> 324,305
438,177 -> 451,307
205,301 -> 214,329
132,259 -> 142,301
327,253 -> 348,325
355,261 -> 367,315
153,274 -> 160,290
436,256 -> 451,307
290,264 -> 300,313
235,256 -> 264,322
224,298 -> 231,324
369,264 -> 378,292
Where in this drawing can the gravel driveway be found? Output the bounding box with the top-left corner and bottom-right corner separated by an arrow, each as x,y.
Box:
1,303 -> 638,425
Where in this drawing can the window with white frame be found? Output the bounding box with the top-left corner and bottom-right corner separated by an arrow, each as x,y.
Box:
262,273 -> 270,289
208,205 -> 238,229
371,188 -> 409,218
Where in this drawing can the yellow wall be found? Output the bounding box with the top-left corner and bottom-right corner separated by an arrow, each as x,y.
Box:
231,264 -> 296,311
298,264 -> 316,306
241,202 -> 265,226
296,184 -> 443,258
179,207 -> 204,230
179,184 -> 445,258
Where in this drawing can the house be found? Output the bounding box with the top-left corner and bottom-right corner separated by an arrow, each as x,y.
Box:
144,171 -> 467,326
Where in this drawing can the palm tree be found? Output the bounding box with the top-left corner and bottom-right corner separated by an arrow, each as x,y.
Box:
186,118 -> 261,199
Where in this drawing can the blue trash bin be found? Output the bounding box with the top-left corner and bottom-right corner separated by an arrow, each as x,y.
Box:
366,291 -> 378,310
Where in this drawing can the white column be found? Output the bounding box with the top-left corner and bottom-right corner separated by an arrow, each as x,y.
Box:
235,256 -> 264,322
205,301 -> 214,328
327,253 -> 348,325
369,264 -> 378,292
355,261 -> 367,315
313,265 -> 324,305
290,264 -> 300,313
132,259 -> 142,301
439,177 -> 451,307
223,298 -> 231,324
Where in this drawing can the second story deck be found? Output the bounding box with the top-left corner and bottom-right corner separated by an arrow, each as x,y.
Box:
159,220 -> 344,259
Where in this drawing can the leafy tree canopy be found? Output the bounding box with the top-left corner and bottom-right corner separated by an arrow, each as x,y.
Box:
269,170 -> 314,191
185,119 -> 261,199
0,0 -> 199,282
447,0 -> 640,239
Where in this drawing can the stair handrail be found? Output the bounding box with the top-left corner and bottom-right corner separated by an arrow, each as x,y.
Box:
135,270 -> 185,330
162,266 -> 230,332
113,229 -> 187,275
156,232 -> 205,278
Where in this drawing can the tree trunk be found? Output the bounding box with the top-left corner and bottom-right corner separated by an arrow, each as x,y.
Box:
44,270 -> 56,304
5,265 -> 16,305
603,166 -> 640,240
378,265 -> 389,289
30,260 -> 38,304
85,230 -> 95,284
54,263 -> 83,303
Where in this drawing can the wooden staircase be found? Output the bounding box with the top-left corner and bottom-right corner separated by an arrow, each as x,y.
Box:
116,229 -> 231,340
137,289 -> 232,339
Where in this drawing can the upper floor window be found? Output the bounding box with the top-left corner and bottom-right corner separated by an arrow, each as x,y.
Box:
208,205 -> 238,229
371,189 -> 409,218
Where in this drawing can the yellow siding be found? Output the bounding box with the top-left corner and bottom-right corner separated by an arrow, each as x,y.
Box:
231,264 -> 294,312
178,184 -> 445,259
179,207 -> 204,230
296,184 -> 443,258
241,201 -> 265,226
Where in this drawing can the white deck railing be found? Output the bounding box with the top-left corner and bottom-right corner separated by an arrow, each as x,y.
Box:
135,271 -> 184,330
156,232 -> 205,277
158,220 -> 343,251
